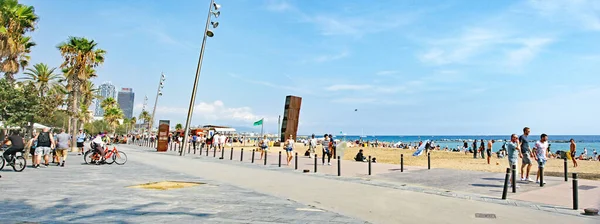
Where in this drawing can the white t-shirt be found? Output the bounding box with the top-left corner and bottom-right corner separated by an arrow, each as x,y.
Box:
310,138 -> 317,147
92,136 -> 105,147
213,134 -> 220,144
534,141 -> 548,160
286,139 -> 295,148
219,135 -> 227,144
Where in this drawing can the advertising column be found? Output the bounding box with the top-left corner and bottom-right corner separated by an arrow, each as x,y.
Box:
157,120 -> 170,152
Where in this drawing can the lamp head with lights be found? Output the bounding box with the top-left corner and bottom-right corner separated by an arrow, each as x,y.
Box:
213,2 -> 220,10
206,30 -> 215,37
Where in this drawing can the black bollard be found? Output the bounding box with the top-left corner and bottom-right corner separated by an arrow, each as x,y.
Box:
368,155 -> 372,175
511,164 -> 516,193
502,168 -> 510,200
278,151 -> 282,167
240,148 -> 244,161
314,154 -> 317,173
539,167 -> 544,187
337,156 -> 341,176
563,157 -> 568,182
251,149 -> 255,163
401,154 -> 404,172
573,173 -> 578,210
205,147 -> 209,156
264,151 -> 267,166
427,153 -> 431,170
213,147 -> 216,157
230,148 -> 233,160
295,152 -> 298,170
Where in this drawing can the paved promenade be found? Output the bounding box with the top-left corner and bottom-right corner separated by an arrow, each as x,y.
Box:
0,148 -> 362,223
126,144 -> 597,223
2,143 -> 598,223
169,143 -> 600,210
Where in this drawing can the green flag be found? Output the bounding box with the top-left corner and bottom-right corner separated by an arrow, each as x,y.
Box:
253,119 -> 263,126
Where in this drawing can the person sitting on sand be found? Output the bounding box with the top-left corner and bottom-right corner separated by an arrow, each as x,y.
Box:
355,149 -> 366,162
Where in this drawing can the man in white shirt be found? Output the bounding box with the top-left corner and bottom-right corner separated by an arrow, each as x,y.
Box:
533,134 -> 549,184
212,133 -> 220,151
92,132 -> 106,163
219,134 -> 227,152
309,134 -> 317,158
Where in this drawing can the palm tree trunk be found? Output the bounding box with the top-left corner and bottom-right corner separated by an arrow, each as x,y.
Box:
69,82 -> 80,152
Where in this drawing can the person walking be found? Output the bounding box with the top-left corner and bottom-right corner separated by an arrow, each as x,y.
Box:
321,134 -> 332,165
569,139 -> 578,167
487,140 -> 495,164
33,127 -> 55,168
55,129 -> 71,167
472,140 -> 478,158
259,135 -> 269,160
285,134 -> 295,166
533,134 -> 549,184
192,134 -> 198,151
507,134 -> 522,188
479,139 -> 485,159
309,134 -> 317,158
76,129 -> 86,155
520,127 -> 533,182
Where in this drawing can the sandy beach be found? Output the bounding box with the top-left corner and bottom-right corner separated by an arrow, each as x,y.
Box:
236,143 -> 600,180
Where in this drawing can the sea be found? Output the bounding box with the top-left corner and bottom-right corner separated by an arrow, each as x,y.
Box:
330,135 -> 600,156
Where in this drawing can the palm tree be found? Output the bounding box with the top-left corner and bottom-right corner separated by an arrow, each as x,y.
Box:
100,97 -> 118,111
57,36 -> 105,149
104,107 -> 123,134
21,63 -> 60,97
0,0 -> 38,82
130,117 -> 137,132
138,110 -> 151,132
175,123 -> 183,130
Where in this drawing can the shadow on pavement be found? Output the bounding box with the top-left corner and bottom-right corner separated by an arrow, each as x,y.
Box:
471,183 -> 503,188
0,198 -> 211,223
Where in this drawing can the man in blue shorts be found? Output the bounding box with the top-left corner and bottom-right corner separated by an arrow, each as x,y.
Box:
519,127 -> 533,182
506,134 -> 522,188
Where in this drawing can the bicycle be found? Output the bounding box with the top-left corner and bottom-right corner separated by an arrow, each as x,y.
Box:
0,146 -> 27,172
84,145 -> 127,165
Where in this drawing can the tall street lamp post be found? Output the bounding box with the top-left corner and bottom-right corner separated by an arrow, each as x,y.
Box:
180,0 -> 221,156
150,72 -> 165,133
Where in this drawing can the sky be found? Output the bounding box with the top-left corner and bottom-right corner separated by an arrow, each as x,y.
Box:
19,0 -> 600,135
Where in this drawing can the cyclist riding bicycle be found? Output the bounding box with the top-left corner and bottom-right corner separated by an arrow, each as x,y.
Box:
91,132 -> 107,164
2,131 -> 25,164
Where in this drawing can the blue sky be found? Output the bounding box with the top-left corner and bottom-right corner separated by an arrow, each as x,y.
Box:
20,0 -> 600,135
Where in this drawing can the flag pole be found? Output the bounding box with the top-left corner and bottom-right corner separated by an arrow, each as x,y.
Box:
260,118 -> 264,139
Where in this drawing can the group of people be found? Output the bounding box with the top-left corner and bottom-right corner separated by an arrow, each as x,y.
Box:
1,127 -> 118,168
504,127 -> 553,187
2,128 -> 88,168
189,132 -> 229,152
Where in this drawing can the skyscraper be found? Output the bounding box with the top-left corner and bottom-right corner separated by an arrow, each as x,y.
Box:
94,82 -> 116,117
118,88 -> 135,119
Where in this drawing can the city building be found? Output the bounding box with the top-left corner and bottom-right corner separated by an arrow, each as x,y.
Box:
94,82 -> 117,117
118,88 -> 135,119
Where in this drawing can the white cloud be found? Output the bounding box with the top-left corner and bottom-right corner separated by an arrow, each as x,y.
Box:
418,28 -> 553,67
506,38 -> 553,66
153,100 -> 272,124
528,0 -> 600,31
418,28 -> 504,65
325,84 -> 372,91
